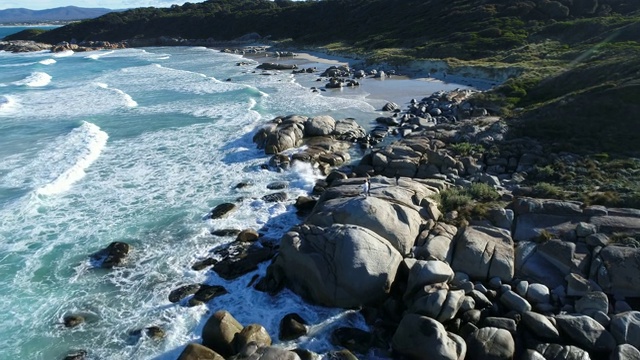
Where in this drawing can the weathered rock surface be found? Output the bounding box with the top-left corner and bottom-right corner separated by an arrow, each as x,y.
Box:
269,223 -> 403,307
202,310 -> 244,357
177,343 -> 224,360
610,311 -> 640,350
555,314 -> 616,353
392,314 -> 466,360
466,327 -> 515,360
451,226 -> 514,282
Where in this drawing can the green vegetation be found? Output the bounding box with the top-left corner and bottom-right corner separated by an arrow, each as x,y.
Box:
434,183 -> 502,223
450,142 -> 485,156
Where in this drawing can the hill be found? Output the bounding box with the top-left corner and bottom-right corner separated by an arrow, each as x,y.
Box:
0,6 -> 115,24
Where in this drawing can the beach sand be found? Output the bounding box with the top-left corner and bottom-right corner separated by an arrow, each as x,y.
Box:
233,46 -> 498,110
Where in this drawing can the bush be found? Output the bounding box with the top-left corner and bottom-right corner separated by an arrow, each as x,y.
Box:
532,182 -> 565,198
468,183 -> 500,201
450,142 -> 485,156
434,188 -> 472,213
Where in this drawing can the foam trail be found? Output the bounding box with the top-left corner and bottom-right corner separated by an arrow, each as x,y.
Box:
36,122 -> 109,196
13,72 -> 52,87
39,59 -> 56,65
52,50 -> 74,58
96,83 -> 138,107
85,50 -> 114,60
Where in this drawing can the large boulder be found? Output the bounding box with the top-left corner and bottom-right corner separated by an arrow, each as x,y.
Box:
414,222 -> 458,263
593,246 -> 640,297
233,324 -> 272,353
253,116 -> 306,154
202,310 -> 244,357
610,311 -> 640,350
270,223 -> 403,308
534,343 -> 590,360
178,343 -> 224,360
307,178 -> 430,255
305,115 -> 336,136
515,240 -> 591,289
451,226 -> 514,282
466,327 -> 515,360
404,259 -> 455,299
229,345 -> 301,360
555,314 -> 616,353
610,344 -> 640,360
392,314 -> 466,360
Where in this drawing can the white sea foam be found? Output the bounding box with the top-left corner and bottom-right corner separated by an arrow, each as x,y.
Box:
0,61 -> 36,67
52,50 -> 74,57
85,50 -> 114,60
38,59 -> 56,65
0,95 -> 19,114
36,122 -> 108,195
96,82 -> 138,107
12,72 -> 52,87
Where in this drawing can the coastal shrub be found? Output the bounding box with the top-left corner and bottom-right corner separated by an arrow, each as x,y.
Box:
468,183 -> 500,201
532,182 -> 565,198
610,233 -> 640,248
433,188 -> 472,214
536,229 -> 555,243
450,142 -> 485,156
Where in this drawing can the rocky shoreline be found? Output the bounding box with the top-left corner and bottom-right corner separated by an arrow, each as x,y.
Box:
27,43 -> 638,359
166,57 -> 640,360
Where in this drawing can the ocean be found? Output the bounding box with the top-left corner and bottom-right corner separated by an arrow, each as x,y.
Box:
0,25 -> 60,40
0,40 -> 470,359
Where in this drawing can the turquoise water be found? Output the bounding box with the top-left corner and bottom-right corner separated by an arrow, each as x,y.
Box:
0,43 -> 470,359
0,25 -> 60,40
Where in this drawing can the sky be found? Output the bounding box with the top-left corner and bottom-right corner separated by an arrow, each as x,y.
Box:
0,0 -> 207,11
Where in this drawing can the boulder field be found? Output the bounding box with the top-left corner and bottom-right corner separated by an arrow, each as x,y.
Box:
178,88 -> 640,359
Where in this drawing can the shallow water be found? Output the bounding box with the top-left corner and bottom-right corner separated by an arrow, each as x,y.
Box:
0,44 -> 471,359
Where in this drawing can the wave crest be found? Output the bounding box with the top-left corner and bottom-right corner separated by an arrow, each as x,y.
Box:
13,72 -> 52,87
36,122 -> 109,196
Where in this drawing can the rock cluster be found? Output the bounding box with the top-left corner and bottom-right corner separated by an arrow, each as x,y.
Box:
252,115 -> 366,174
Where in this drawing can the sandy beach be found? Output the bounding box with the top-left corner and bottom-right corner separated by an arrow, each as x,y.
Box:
229,46 -> 496,114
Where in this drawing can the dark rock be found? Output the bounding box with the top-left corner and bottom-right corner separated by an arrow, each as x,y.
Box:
129,326 -> 165,340
262,192 -> 288,203
236,229 -> 260,242
188,285 -> 228,306
210,203 -> 238,219
466,327 -> 515,360
331,327 -> 373,354
169,284 -> 201,303
294,196 -> 317,212
63,315 -> 85,328
211,229 -> 242,237
327,349 -> 359,360
257,63 -> 297,70
235,181 -> 253,189
92,241 -> 130,268
213,245 -> 276,280
279,313 -> 308,341
382,102 -> 399,112
63,350 -> 87,360
266,181 -> 288,190
192,257 -> 217,271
